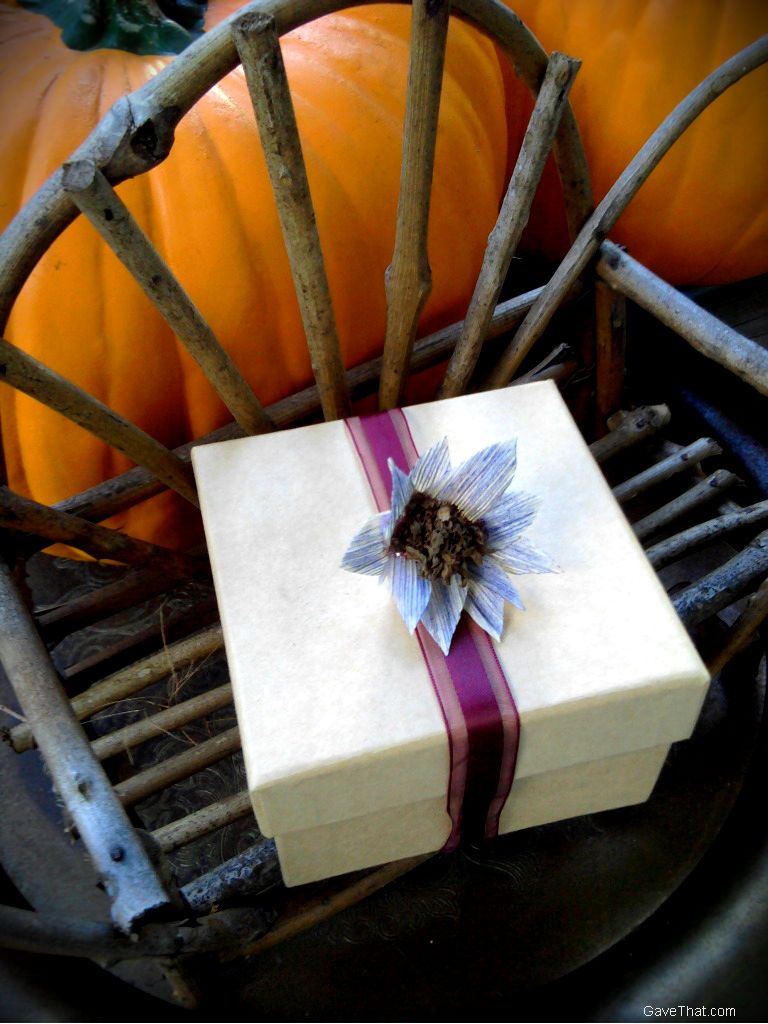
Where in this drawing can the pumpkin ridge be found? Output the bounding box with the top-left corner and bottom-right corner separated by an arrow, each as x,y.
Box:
285,39 -> 405,128
1,65 -> 63,224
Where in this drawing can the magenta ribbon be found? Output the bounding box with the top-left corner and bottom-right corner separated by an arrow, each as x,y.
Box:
345,410 -> 520,849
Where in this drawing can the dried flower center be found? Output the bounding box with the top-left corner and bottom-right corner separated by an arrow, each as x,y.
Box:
389,492 -> 486,584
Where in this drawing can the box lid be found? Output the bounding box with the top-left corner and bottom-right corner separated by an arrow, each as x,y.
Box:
192,382 -> 709,837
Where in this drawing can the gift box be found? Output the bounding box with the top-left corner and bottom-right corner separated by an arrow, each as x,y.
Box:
192,381 -> 709,886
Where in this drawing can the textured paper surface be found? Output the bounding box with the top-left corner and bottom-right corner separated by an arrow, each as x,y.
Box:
193,382 -> 709,839
275,744 -> 671,886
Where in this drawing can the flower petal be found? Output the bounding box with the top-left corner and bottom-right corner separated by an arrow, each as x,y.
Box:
469,559 -> 524,610
388,459 -> 413,522
340,512 -> 391,576
492,537 -> 559,575
410,437 -> 451,494
484,491 -> 540,549
465,578 -> 505,640
421,575 -> 467,654
391,555 -> 432,632
435,440 -> 518,519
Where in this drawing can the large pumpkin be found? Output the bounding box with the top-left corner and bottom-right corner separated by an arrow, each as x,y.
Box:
0,0 -> 507,550
503,0 -> 768,285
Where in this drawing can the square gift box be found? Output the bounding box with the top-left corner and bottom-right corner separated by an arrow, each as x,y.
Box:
192,381 -> 709,886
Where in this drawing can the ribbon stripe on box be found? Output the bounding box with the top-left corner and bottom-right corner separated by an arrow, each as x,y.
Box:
345,409 -> 520,849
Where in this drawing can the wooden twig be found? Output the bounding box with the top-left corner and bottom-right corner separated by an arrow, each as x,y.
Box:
588,404 -> 671,463
512,360 -> 579,388
510,342 -> 577,386
152,790 -> 253,854
633,470 -> 739,541
673,529 -> 768,627
594,280 -> 626,431
645,500 -> 768,570
91,683 -> 233,761
484,35 -> 768,387
0,487 -> 205,577
439,52 -> 579,398
707,578 -> 768,676
378,0 -> 451,410
0,562 -> 170,931
114,726 -> 241,807
10,623 -> 223,753
233,12 -> 350,421
511,342 -> 570,380
612,438 -> 722,504
598,242 -> 768,397
232,853 -> 433,959
0,338 -> 197,505
181,842 -> 281,913
62,161 -> 273,435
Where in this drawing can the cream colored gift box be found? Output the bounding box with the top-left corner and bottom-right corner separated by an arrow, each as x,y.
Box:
192,381 -> 709,886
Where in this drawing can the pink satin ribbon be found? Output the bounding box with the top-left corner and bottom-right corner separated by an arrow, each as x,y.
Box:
346,410 -> 520,849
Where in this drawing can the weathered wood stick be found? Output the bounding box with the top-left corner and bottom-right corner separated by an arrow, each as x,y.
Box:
91,682 -> 234,761
379,0 -> 450,410
0,487 -> 206,577
613,437 -> 722,503
588,404 -> 671,463
0,562 -> 170,931
0,338 -> 197,505
509,342 -> 572,385
9,623 -> 223,753
181,842 -> 281,913
438,51 -> 579,398
62,161 -> 273,435
645,500 -> 768,570
598,241 -> 768,397
233,12 -> 350,421
594,280 -> 627,430
673,529 -> 768,627
633,470 -> 739,541
484,35 -> 768,387
114,725 -> 241,807
511,359 -> 579,388
707,578 -> 768,676
152,791 -> 254,854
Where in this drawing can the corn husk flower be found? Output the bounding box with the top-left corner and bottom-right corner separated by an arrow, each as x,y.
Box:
341,438 -> 557,654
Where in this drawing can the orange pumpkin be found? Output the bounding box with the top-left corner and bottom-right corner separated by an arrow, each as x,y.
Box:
502,0 -> 768,285
0,0 -> 507,550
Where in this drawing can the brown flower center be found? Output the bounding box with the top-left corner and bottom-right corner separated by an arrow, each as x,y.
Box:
389,492 -> 486,584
